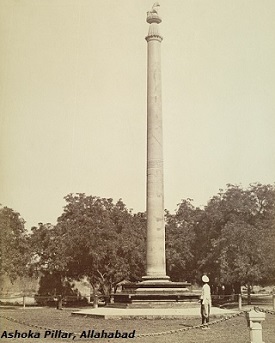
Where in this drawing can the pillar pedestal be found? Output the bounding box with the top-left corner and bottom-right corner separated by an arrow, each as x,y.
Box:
112,280 -> 199,308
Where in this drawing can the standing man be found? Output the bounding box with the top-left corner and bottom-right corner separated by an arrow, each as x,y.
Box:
200,275 -> 212,326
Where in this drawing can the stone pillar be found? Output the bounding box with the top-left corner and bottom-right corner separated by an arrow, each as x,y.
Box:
113,6 -> 195,305
246,310 -> 265,343
143,6 -> 169,282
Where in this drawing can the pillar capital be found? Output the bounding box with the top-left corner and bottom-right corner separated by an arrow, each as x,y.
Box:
146,2 -> 162,23
146,12 -> 162,25
145,34 -> 163,43
145,3 -> 163,42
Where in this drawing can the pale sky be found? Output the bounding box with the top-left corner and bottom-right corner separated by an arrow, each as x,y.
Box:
1,0 -> 275,229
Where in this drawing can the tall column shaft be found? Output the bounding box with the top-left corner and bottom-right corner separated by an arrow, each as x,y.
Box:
144,15 -> 169,281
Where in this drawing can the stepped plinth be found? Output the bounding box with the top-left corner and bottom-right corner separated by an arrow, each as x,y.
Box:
112,281 -> 199,308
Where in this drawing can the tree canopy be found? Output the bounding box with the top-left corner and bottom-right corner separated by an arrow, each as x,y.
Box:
0,206 -> 30,282
2,183 -> 275,297
194,183 -> 275,291
162,183 -> 275,293
165,199 -> 202,282
29,194 -> 146,297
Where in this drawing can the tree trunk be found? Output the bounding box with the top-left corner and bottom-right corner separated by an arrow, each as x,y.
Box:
56,295 -> 62,310
234,282 -> 241,295
91,284 -> 98,308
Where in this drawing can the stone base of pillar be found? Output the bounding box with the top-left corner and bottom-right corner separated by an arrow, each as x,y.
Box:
141,275 -> 171,282
112,281 -> 199,308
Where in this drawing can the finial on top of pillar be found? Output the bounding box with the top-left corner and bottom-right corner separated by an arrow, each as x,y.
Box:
147,2 -> 162,24
146,3 -> 163,42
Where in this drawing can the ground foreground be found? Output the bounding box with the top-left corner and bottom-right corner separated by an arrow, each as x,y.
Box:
0,306 -> 274,343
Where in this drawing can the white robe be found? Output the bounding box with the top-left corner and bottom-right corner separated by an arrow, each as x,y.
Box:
200,283 -> 212,306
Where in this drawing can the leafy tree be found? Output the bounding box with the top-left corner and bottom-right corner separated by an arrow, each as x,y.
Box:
195,183 -> 275,299
29,222 -> 71,296
30,222 -> 71,275
0,206 -> 30,283
219,221 -> 274,299
165,199 -> 202,283
47,194 -> 146,299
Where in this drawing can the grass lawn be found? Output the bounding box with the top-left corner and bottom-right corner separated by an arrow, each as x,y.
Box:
0,306 -> 274,343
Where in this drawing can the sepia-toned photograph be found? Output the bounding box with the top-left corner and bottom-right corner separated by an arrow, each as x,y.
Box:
0,1 -> 275,342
